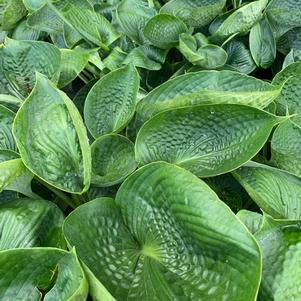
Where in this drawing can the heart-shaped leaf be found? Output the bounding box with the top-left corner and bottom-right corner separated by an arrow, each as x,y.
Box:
91,134 -> 136,187
13,73 -> 91,194
0,105 -> 16,152
64,162 -> 261,301
136,104 -> 283,177
84,64 -> 139,138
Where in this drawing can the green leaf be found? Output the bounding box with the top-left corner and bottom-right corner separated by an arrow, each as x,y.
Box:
91,134 -> 136,187
250,18 -> 276,69
0,94 -> 22,112
144,14 -> 188,49
0,248 -> 88,300
63,163 -> 261,301
22,0 -> 48,11
255,216 -> 301,300
135,104 -> 282,177
13,73 -> 91,194
160,0 -> 226,28
103,47 -> 128,71
116,0 -> 156,44
0,38 -> 61,98
0,105 -> 16,152
212,0 -> 268,41
0,198 -> 65,250
237,210 -> 262,234
84,64 -> 139,138
2,0 -> 27,31
234,161 -> 301,219
12,19 -> 42,41
277,27 -> 301,55
137,70 -> 282,122
58,49 -> 90,88
271,120 -> 301,178
62,4 -> 119,49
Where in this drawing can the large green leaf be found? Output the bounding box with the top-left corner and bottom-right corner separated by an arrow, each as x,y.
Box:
137,70 -> 282,122
0,104 -> 16,151
160,0 -> 226,27
0,248 -> 88,300
84,64 -> 139,138
255,216 -> 301,300
13,74 -> 91,194
116,0 -> 156,44
135,105 -> 282,177
234,161 -> 301,219
91,134 -> 136,187
0,38 -> 61,98
144,14 -> 188,49
0,198 -> 65,250
271,120 -> 301,178
64,162 -> 261,301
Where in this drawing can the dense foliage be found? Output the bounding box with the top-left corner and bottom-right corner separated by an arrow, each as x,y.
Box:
0,0 -> 301,300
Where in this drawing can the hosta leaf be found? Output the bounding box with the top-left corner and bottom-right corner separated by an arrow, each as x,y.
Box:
13,74 -> 91,194
2,0 -> 27,31
84,64 -> 139,138
135,104 -> 282,177
0,94 -> 22,112
255,216 -> 301,300
137,70 -> 282,122
62,4 -> 119,48
0,105 -> 16,151
160,0 -> 226,28
277,27 -> 301,55
212,0 -> 268,41
12,19 -> 42,41
144,14 -> 188,49
0,190 -> 18,205
271,120 -> 301,178
116,0 -> 156,44
237,210 -> 262,234
63,163 -> 261,301
250,18 -> 276,69
23,0 -> 48,11
0,198 -> 65,250
234,161 -> 301,219
0,38 -> 61,98
58,49 -> 90,88
103,47 -> 127,71
91,134 -> 136,187
0,248 -> 88,300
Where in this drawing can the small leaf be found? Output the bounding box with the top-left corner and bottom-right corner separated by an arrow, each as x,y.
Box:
91,134 -> 136,187
0,105 -> 16,152
135,104 -> 282,177
237,210 -> 262,234
13,74 -> 91,194
84,64 -> 139,138
144,14 -> 188,49
64,163 -> 261,301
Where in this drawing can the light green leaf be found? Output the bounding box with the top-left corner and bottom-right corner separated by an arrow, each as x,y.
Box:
255,216 -> 301,300
13,73 -> 91,194
237,210 -> 262,234
144,14 -> 188,49
0,198 -> 65,250
103,47 -> 127,71
0,38 -> 61,98
0,94 -> 22,112
91,134 -> 136,187
12,19 -> 42,41
212,0 -> 268,41
63,163 -> 261,301
0,248 -> 88,301
137,70 -> 282,122
22,0 -> 48,11
84,64 -> 139,138
271,120 -> 301,178
234,161 -> 301,219
2,0 -> 27,31
116,0 -> 156,44
135,104 -> 282,177
0,105 -> 16,151
160,0 -> 226,27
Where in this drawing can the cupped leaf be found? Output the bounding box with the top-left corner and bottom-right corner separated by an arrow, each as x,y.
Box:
0,248 -> 88,301
135,104 -> 282,177
0,198 -> 65,250
255,216 -> 301,300
116,0 -> 156,44
144,14 -> 188,49
250,18 -> 276,69
237,210 -> 262,234
84,64 -> 139,138
137,70 -> 282,122
271,120 -> 301,178
91,134 -> 136,187
64,163 -> 261,301
0,105 -> 16,151
13,74 -> 91,194
234,161 -> 301,219
0,38 -> 61,99
160,0 -> 226,28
